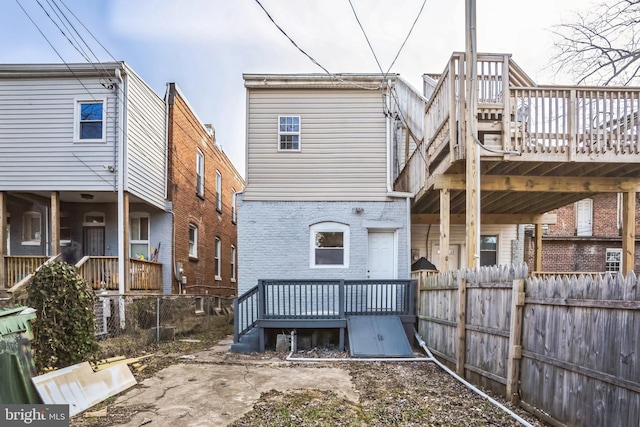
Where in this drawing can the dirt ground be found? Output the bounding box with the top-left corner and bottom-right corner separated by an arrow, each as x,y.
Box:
71,335 -> 545,427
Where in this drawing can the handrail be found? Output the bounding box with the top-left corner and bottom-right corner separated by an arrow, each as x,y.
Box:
76,256 -> 119,290
234,284 -> 260,343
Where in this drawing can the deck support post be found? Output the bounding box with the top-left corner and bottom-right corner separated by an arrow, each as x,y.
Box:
439,188 -> 450,271
534,223 -> 543,272
50,191 -> 60,257
123,191 -> 130,293
465,0 -> 480,269
622,191 -> 636,274
0,192 -> 6,289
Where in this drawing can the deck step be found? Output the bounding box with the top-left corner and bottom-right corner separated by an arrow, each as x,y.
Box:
347,315 -> 414,358
231,327 -> 260,354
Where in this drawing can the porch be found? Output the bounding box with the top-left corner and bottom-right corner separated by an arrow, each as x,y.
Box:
2,255 -> 163,294
396,52 -> 640,272
233,279 -> 416,353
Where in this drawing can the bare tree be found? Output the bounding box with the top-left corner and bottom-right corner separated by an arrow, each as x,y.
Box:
551,0 -> 640,85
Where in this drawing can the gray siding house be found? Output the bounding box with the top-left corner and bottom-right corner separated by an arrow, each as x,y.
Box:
0,63 -> 172,294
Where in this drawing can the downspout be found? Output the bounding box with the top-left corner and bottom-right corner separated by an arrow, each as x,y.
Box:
165,83 -> 177,294
116,67 -> 126,297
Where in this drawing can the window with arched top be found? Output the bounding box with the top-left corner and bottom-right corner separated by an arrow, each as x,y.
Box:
309,222 -> 349,268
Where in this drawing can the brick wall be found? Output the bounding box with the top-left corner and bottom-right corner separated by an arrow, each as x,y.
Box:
525,193 -> 640,272
167,84 -> 244,296
237,198 -> 409,295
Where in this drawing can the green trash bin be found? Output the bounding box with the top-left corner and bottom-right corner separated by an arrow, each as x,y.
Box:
0,306 -> 41,404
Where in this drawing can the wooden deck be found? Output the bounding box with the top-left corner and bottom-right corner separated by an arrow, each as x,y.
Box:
234,279 -> 416,352
396,52 -> 640,217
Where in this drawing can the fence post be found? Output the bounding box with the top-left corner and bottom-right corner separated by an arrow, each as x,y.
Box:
506,278 -> 525,403
456,275 -> 467,376
156,297 -> 161,343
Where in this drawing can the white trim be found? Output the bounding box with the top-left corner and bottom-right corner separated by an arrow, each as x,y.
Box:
309,222 -> 350,268
73,97 -> 107,143
605,248 -> 623,272
188,223 -> 198,259
130,212 -> 150,259
214,237 -> 221,278
196,149 -> 205,198
215,171 -> 222,211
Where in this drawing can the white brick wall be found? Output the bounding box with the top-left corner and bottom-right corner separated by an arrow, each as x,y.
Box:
237,197 -> 409,295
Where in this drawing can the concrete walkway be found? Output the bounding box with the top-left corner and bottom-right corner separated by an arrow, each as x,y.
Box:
113,339 -> 357,427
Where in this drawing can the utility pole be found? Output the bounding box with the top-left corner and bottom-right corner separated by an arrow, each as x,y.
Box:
465,0 -> 480,268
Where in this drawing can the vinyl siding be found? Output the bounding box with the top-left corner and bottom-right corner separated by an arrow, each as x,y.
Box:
411,224 -> 520,269
0,78 -> 118,191
124,69 -> 166,209
244,89 -> 389,201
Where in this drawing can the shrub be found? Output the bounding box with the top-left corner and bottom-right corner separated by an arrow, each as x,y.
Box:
25,262 -> 99,372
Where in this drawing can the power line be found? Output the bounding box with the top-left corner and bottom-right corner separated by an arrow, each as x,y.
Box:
348,0 -> 385,75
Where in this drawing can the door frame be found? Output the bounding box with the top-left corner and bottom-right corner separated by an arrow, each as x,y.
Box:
366,230 -> 398,279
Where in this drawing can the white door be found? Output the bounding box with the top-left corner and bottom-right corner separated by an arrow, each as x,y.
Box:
576,199 -> 593,236
367,231 -> 395,279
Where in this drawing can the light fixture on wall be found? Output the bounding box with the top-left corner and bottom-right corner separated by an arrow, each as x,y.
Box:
353,207 -> 364,214
80,193 -> 94,200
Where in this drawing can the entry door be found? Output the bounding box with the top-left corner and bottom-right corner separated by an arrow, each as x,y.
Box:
367,231 -> 395,279
432,244 -> 460,270
83,227 -> 105,256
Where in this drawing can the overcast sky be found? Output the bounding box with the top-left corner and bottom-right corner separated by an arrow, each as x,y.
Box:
2,0 -> 592,177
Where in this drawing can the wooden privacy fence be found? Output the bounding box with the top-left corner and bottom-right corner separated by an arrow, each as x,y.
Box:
417,264 -> 639,427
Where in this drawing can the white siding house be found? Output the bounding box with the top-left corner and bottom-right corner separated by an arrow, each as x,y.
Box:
238,74 -> 420,295
0,63 -> 171,293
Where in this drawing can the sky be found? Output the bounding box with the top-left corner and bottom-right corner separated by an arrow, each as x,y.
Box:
1,0 -> 593,177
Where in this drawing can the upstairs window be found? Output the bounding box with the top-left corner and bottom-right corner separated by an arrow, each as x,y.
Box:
189,224 -> 198,259
310,222 -> 349,268
231,245 -> 236,281
196,149 -> 204,198
231,189 -> 237,224
214,237 -> 221,279
278,116 -> 300,151
75,99 -> 105,142
22,211 -> 41,245
216,171 -> 222,212
480,235 -> 498,266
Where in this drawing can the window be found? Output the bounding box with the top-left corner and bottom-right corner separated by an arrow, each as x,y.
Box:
130,213 -> 150,259
576,199 -> 593,236
189,224 -> 198,259
605,248 -> 622,272
310,222 -> 349,268
196,149 -> 204,198
215,171 -> 222,211
231,245 -> 236,281
231,188 -> 237,224
278,116 -> 300,151
60,212 -> 71,245
214,237 -> 221,279
75,99 -> 105,141
480,235 -> 498,266
22,211 -> 41,245
83,212 -> 105,226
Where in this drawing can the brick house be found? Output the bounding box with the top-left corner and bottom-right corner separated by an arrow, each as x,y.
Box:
166,83 -> 244,296
525,193 -> 640,273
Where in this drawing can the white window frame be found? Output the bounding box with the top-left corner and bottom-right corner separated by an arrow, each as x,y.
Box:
21,211 -> 41,246
278,115 -> 301,151
605,248 -> 623,272
215,171 -> 222,212
479,235 -> 498,267
74,98 -> 106,142
196,149 -> 205,198
231,188 -> 237,224
189,224 -> 198,259
214,237 -> 221,280
130,213 -> 150,260
310,222 -> 349,268
231,245 -> 236,282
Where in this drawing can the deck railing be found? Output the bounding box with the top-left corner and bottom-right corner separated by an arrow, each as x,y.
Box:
76,256 -> 119,290
3,255 -> 50,289
396,52 -> 640,196
129,258 -> 163,292
234,279 -> 415,343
